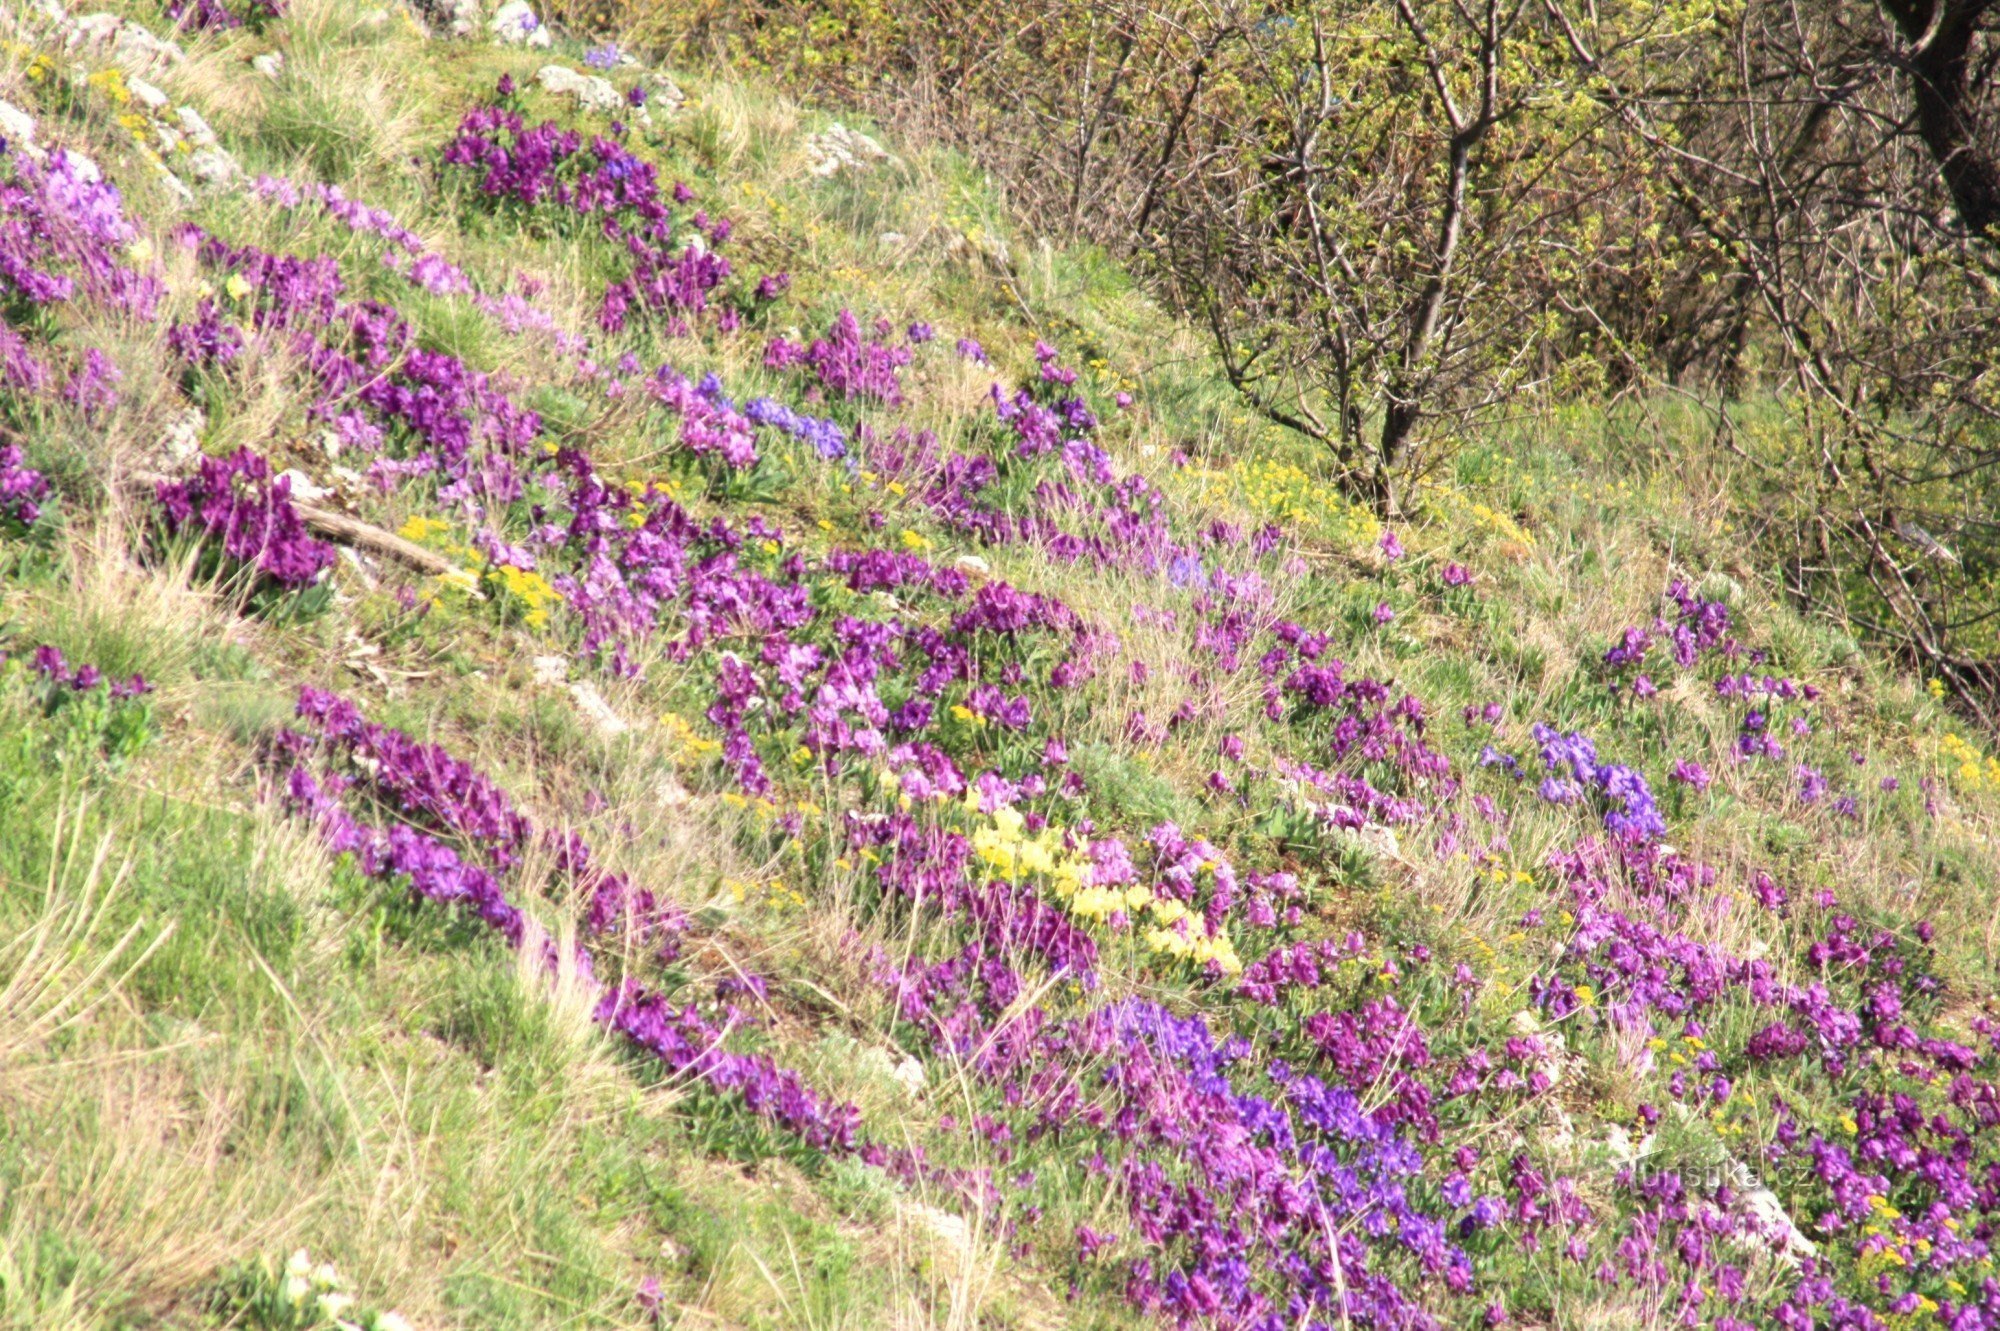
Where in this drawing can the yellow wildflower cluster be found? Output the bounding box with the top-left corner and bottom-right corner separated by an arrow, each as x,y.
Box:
621,478 -> 683,529
19,44 -> 210,181
1085,356 -> 1138,397
736,179 -> 790,226
964,798 -> 1242,974
399,516 -> 451,544
1186,458 -> 1380,549
1474,850 -> 1535,887
1140,899 -> 1242,973
1458,925 -> 1501,965
489,563 -> 560,629
85,66 -> 131,105
1939,732 -> 2000,795
12,44 -> 58,84
397,515 -> 560,629
725,876 -> 807,911
660,712 -> 721,758
719,790 -> 828,827
1417,478 -> 1536,549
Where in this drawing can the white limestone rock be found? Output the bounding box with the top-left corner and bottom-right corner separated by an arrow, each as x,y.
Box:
890,1054 -> 927,1096
535,64 -> 621,115
641,72 -> 685,115
409,0 -> 480,37
112,20 -> 184,70
188,146 -> 240,187
161,407 -> 206,465
488,0 -> 549,47
1337,818 -> 1402,862
127,76 -> 170,109
175,105 -> 218,149
58,148 -> 100,182
67,11 -> 121,44
278,469 -> 330,503
804,123 -> 892,177
0,99 -> 39,155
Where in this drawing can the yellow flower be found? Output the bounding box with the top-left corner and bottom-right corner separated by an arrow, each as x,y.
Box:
399,514 -> 446,543
661,712 -> 721,757
225,273 -> 253,302
489,563 -> 560,629
87,67 -> 133,104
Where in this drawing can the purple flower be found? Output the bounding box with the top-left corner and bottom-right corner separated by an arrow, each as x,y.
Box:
154,449 -> 335,590
765,310 -> 910,404
1539,776 -> 1583,805
0,442 -> 50,529
1670,758 -> 1711,790
1075,1225 -> 1118,1260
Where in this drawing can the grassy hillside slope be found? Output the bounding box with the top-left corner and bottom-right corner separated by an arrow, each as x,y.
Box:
3,4 -> 2000,1330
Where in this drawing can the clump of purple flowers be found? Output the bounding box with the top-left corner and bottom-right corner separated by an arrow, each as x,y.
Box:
0,441 -> 49,530
649,367 -> 759,470
1530,723 -> 1666,840
743,395 -> 848,461
278,686 -> 873,1158
155,449 -> 334,590
22,644 -> 150,699
166,0 -> 284,30
764,310 -> 912,405
440,99 -> 734,333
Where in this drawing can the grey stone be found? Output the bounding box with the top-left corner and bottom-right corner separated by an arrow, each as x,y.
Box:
488,0 -> 550,47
